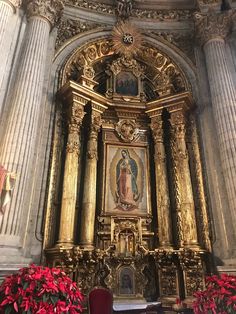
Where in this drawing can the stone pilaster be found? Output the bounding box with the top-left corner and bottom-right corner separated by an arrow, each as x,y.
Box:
195,11 -> 236,244
150,115 -> 173,248
0,0 -> 64,248
170,111 -> 199,248
57,95 -> 86,247
80,106 -> 104,249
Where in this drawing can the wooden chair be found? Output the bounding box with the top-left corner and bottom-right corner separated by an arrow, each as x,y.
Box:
88,286 -> 113,314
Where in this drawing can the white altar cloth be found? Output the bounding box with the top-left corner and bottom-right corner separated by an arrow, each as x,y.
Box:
113,301 -> 161,311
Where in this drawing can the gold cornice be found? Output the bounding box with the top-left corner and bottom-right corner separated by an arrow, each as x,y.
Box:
58,80 -> 110,110
146,91 -> 194,117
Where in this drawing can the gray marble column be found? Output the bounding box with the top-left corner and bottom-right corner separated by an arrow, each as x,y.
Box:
0,0 -> 64,248
195,12 -> 236,240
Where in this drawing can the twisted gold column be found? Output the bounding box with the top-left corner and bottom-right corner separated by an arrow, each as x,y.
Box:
187,115 -> 211,251
150,115 -> 173,248
170,110 -> 199,248
80,104 -> 106,249
57,95 -> 86,246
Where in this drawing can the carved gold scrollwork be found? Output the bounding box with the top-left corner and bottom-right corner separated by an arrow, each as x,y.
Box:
178,249 -> 205,297
154,249 -> 179,298
87,112 -> 102,159
110,55 -> 144,77
61,39 -> 189,96
149,114 -> 173,248
150,116 -> 165,162
170,110 -> 199,248
116,119 -> 139,143
66,103 -> 85,156
169,111 -> 186,246
186,114 -> 211,251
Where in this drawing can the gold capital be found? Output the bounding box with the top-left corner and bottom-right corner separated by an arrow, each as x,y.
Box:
150,115 -> 164,143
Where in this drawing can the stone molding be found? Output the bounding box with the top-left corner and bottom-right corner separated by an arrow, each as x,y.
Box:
194,11 -> 232,46
26,0 -> 64,27
197,0 -> 221,13
56,18 -> 103,50
66,0 -> 194,21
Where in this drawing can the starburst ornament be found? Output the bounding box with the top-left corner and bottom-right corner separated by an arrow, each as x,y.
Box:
112,22 -> 142,57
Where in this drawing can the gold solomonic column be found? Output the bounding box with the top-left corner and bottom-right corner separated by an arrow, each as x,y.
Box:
80,103 -> 107,249
170,108 -> 199,248
150,114 -> 173,248
57,84 -> 88,247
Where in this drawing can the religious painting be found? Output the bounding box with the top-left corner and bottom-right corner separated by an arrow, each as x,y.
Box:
116,71 -> 138,96
104,145 -> 150,215
118,266 -> 135,296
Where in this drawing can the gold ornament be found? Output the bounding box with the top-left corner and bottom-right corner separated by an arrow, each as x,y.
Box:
112,21 -> 142,57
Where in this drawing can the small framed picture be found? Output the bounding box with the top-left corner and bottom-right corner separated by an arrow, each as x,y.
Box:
118,266 -> 135,295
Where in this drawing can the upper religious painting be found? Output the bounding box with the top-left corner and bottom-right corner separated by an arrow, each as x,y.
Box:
116,71 -> 138,96
104,145 -> 150,215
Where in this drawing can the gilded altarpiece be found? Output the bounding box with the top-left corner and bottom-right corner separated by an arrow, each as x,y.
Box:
44,35 -> 212,307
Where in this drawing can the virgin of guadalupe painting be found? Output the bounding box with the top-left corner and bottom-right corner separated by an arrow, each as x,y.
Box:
106,146 -> 148,215
115,149 -> 139,211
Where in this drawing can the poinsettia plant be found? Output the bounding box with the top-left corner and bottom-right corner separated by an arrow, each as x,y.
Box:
0,264 -> 83,314
193,273 -> 236,314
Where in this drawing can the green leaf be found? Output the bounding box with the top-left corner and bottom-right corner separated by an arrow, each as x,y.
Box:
5,307 -> 12,314
43,294 -> 48,302
23,282 -> 29,290
50,295 -> 59,304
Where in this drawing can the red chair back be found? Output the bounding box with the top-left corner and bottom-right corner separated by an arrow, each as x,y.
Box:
88,286 -> 113,314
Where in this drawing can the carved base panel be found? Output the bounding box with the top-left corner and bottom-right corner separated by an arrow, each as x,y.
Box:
45,247 -> 207,306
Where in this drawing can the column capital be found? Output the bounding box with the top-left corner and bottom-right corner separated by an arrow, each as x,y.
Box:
170,111 -> 187,140
66,102 -> 85,156
194,10 -> 232,46
150,115 -> 164,143
87,111 -> 102,160
2,0 -> 21,11
26,0 -> 64,28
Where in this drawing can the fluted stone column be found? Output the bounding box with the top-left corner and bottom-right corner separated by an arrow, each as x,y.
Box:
0,0 -> 64,248
150,115 -> 173,248
0,0 -> 21,113
0,0 -> 20,53
57,92 -> 86,247
195,12 -> 236,235
80,105 -> 106,249
170,110 -> 199,248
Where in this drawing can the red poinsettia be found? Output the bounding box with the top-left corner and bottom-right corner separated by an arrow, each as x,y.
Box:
0,264 -> 83,313
193,274 -> 236,314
